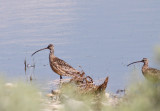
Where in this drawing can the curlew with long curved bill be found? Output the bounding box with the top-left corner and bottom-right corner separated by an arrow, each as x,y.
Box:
127,58 -> 160,82
32,44 -> 82,80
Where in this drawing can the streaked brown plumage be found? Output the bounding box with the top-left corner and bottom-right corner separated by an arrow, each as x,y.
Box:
127,58 -> 160,82
32,44 -> 81,79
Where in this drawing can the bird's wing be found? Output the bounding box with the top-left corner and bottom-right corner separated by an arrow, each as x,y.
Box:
53,57 -> 81,75
145,68 -> 160,81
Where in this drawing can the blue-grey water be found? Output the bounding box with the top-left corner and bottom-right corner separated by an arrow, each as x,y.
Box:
0,0 -> 160,93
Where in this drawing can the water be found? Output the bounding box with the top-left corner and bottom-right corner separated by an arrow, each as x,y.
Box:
0,0 -> 160,93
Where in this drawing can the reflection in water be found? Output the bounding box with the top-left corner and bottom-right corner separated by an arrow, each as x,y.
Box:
24,58 -> 27,75
24,57 -> 36,82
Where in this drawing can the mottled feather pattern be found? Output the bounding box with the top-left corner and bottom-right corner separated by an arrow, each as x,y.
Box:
32,44 -> 82,78
50,57 -> 81,77
128,58 -> 160,82
143,67 -> 160,81
148,68 -> 160,74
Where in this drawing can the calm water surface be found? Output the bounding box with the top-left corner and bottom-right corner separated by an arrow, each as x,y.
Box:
0,0 -> 160,92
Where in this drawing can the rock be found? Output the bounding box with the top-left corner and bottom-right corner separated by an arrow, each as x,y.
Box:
5,83 -> 15,88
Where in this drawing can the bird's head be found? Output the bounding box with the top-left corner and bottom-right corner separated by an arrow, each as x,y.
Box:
47,44 -> 54,50
31,44 -> 54,56
127,58 -> 148,67
141,58 -> 148,63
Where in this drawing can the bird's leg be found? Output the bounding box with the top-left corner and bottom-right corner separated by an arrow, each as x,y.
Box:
60,75 -> 63,80
60,75 -> 62,84
59,75 -> 63,88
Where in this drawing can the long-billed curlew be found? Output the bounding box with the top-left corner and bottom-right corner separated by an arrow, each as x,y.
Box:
32,44 -> 81,80
127,58 -> 160,82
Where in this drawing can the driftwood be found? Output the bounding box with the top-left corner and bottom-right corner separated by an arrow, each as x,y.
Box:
62,71 -> 109,95
80,76 -> 109,94
50,70 -> 109,98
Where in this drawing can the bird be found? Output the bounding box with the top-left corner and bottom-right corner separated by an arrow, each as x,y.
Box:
32,44 -> 82,80
127,58 -> 160,82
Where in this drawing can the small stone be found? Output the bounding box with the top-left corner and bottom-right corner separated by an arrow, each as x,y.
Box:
105,93 -> 110,98
46,93 -> 54,97
5,83 -> 15,88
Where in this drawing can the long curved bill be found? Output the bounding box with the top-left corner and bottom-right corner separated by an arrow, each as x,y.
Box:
31,47 -> 48,56
127,60 -> 143,67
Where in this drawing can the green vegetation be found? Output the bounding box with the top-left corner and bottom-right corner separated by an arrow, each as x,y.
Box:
1,63 -> 160,111
58,80 -> 160,111
1,76 -> 160,111
0,79 -> 41,111
109,81 -> 160,111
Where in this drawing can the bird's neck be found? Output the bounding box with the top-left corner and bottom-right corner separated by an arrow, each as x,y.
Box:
142,62 -> 149,73
49,49 -> 55,57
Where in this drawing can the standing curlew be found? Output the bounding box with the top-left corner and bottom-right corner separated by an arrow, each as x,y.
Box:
32,44 -> 81,80
127,58 -> 160,82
